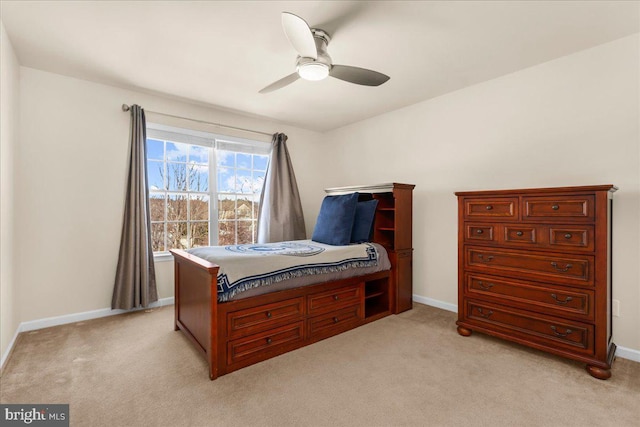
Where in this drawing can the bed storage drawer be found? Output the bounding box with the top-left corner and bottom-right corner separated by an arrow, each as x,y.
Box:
227,322 -> 304,366
308,284 -> 362,315
227,297 -> 304,338
465,301 -> 594,355
308,304 -> 362,341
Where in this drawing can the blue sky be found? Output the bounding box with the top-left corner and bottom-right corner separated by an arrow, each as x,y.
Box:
146,139 -> 268,194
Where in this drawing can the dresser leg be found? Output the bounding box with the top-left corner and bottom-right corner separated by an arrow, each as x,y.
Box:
457,326 -> 472,337
586,365 -> 611,380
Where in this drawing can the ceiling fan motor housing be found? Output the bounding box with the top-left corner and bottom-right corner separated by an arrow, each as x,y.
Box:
296,28 -> 332,79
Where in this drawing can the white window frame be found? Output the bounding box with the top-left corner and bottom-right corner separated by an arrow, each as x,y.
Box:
146,123 -> 270,261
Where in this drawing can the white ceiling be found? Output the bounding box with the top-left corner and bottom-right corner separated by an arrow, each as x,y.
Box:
1,1 -> 638,132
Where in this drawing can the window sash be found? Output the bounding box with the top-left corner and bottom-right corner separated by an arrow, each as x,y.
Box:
147,123 -> 271,154
146,122 -> 270,254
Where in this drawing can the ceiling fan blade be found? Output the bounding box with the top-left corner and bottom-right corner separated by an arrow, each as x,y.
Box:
329,65 -> 390,86
281,12 -> 317,59
259,73 -> 300,94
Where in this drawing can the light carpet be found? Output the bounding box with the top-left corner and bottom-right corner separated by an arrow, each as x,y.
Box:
1,304 -> 638,426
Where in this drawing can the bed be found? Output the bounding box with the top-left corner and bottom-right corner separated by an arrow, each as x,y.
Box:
170,183 -> 414,379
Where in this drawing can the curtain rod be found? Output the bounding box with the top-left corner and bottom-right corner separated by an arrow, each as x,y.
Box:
121,104 -> 273,138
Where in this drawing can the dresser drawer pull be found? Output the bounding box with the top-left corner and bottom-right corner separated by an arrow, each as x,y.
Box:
333,295 -> 339,301
265,311 -> 272,318
333,317 -> 339,323
476,229 -> 484,234
477,254 -> 494,262
550,326 -> 573,338
485,205 -> 493,210
564,233 -> 573,239
266,337 -> 272,344
550,262 -> 573,272
551,294 -> 573,305
552,205 -> 560,210
478,281 -> 495,290
475,308 -> 493,318
516,231 -> 523,236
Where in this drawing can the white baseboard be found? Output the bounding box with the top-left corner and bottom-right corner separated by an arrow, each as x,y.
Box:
19,297 -> 175,332
0,297 -> 174,371
412,294 -> 457,313
412,294 -> 640,363
0,327 -> 22,375
3,295 -> 639,371
616,345 -> 640,363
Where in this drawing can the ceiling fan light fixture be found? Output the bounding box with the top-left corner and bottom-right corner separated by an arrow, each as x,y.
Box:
297,62 -> 329,81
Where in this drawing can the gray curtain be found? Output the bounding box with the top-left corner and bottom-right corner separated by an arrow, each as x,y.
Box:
257,133 -> 306,243
112,105 -> 158,309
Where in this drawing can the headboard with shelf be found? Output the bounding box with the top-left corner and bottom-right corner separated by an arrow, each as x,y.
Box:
325,183 -> 415,313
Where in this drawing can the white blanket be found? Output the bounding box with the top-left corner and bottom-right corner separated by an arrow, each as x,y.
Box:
187,240 -> 379,301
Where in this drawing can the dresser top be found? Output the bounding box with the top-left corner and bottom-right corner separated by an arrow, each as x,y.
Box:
455,184 -> 617,197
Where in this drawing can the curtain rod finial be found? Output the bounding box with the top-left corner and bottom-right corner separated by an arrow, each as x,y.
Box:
122,104 -> 130,112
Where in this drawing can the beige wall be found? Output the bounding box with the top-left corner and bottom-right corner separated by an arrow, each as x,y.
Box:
5,32 -> 638,359
0,21 -> 20,363
318,35 -> 640,352
15,67 -> 324,323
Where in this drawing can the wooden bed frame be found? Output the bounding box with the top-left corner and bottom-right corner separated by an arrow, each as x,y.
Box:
170,183 -> 414,380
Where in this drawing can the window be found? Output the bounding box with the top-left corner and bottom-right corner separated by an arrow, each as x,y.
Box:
146,123 -> 270,253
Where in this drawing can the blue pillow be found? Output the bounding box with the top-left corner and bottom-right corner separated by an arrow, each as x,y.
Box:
351,199 -> 379,243
312,193 -> 360,245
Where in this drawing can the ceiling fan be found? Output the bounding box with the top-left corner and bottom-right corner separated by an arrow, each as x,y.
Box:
259,12 -> 390,93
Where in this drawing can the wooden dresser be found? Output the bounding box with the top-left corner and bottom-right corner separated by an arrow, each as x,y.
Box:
455,185 -> 617,379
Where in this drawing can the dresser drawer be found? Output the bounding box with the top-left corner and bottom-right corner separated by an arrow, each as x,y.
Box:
308,304 -> 362,341
465,301 -> 594,355
463,197 -> 518,221
227,322 -> 304,366
465,223 -> 595,252
308,284 -> 361,315
227,297 -> 304,338
465,224 -> 496,242
549,226 -> 594,251
501,224 -> 594,252
465,274 -> 594,320
466,247 -> 594,287
523,195 -> 595,222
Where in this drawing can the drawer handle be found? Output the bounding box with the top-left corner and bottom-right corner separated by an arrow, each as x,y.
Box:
333,317 -> 339,323
266,311 -> 272,318
485,205 -> 493,210
551,294 -> 573,305
550,326 -> 573,338
476,229 -> 484,235
478,281 -> 495,290
475,308 -> 493,318
552,205 -> 559,210
266,337 -> 272,344
516,231 -> 524,236
333,295 -> 339,301
564,233 -> 573,239
477,254 -> 494,262
550,262 -> 573,272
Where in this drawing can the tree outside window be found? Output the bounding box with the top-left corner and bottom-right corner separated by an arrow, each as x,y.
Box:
146,132 -> 268,253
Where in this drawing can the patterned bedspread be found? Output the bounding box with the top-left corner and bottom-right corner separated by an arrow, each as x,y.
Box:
186,240 -> 381,302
